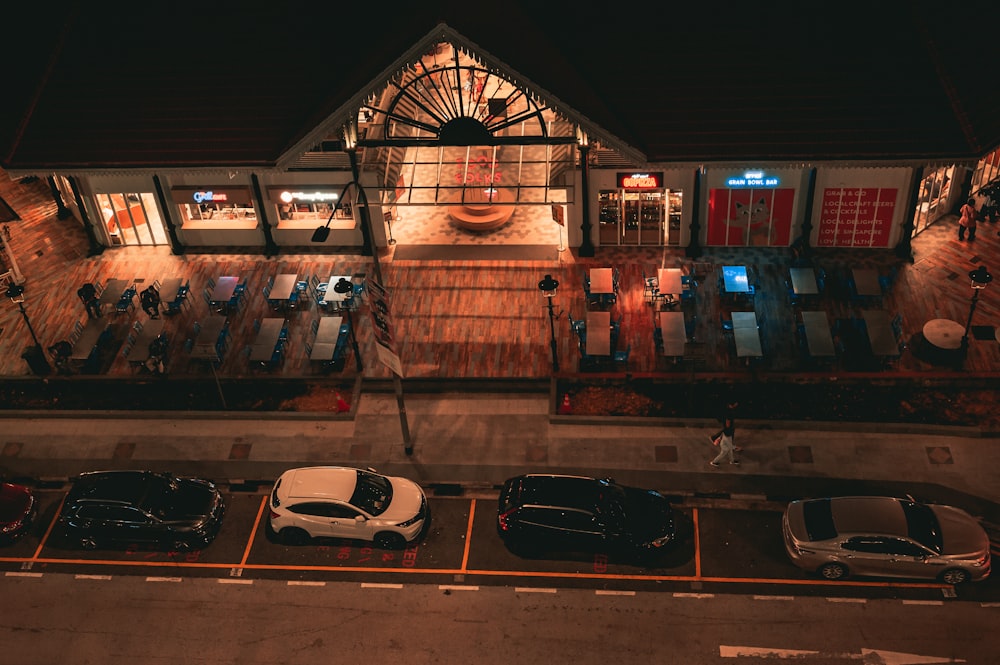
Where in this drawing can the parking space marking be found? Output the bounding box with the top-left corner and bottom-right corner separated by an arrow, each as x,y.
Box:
461,498 -> 476,571
146,577 -> 182,583
242,494 -> 268,567
288,581 -> 326,587
361,583 -> 403,589
75,574 -> 112,580
902,600 -> 943,606
674,593 -> 714,598
218,578 -> 253,585
692,507 -> 702,578
826,597 -> 866,603
5,571 -> 42,578
515,587 -> 557,593
753,595 -> 793,601
596,590 -> 635,596
439,585 -> 479,591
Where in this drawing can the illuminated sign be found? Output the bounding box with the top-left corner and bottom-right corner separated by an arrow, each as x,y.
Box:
726,170 -> 780,188
617,172 -> 663,189
193,191 -> 228,203
279,190 -> 340,203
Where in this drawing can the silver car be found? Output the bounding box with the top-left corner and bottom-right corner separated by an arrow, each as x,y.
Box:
782,496 -> 991,584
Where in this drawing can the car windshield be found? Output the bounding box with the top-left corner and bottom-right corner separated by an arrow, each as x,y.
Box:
902,501 -> 943,554
350,470 -> 393,516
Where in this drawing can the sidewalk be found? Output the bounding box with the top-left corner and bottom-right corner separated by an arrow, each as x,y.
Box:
1,393 -> 998,523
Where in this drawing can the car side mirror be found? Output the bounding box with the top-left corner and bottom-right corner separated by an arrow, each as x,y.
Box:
355,515 -> 366,523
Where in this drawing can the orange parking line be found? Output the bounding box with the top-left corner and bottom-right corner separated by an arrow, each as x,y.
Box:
692,507 -> 701,579
460,499 -> 476,571
31,494 -> 66,561
241,495 -> 268,567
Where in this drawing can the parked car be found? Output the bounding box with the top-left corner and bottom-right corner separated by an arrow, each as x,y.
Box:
56,470 -> 225,551
782,496 -> 991,584
268,466 -> 429,549
0,480 -> 37,543
497,474 -> 677,559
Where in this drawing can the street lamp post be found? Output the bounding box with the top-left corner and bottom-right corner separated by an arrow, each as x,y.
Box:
6,284 -> 51,375
333,277 -> 364,372
960,265 -> 992,364
538,274 -> 560,372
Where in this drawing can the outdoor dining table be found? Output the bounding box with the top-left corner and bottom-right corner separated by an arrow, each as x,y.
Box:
789,267 -> 819,295
157,278 -> 184,304
589,268 -> 614,295
319,275 -> 353,308
98,278 -> 129,306
731,311 -> 762,358
190,317 -> 228,361
311,316 -> 344,361
585,311 -> 611,356
800,311 -> 836,357
658,311 -> 686,357
210,276 -> 239,305
852,268 -> 882,297
133,318 -> 165,353
863,310 -> 899,357
270,274 -> 298,302
249,318 -> 286,362
657,268 -> 683,297
722,265 -> 750,294
70,319 -> 110,360
922,318 -> 964,350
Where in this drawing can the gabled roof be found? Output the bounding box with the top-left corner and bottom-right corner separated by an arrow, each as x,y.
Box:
2,1 -> 998,172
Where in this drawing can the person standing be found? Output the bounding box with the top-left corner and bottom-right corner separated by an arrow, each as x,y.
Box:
710,418 -> 739,467
77,282 -> 101,318
958,198 -> 978,241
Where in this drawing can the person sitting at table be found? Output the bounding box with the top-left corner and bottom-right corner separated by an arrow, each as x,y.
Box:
47,340 -> 73,374
77,282 -> 101,318
140,285 -> 161,319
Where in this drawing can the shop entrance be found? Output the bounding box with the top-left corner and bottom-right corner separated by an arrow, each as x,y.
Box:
95,192 -> 168,247
598,188 -> 683,246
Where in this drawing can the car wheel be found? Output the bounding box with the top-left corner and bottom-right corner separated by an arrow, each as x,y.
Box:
818,562 -> 848,580
941,568 -> 970,585
279,527 -> 311,545
374,531 -> 406,550
79,536 -> 98,550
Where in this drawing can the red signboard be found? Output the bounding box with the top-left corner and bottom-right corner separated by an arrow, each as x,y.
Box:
817,188 -> 895,247
706,188 -> 795,246
616,172 -> 663,189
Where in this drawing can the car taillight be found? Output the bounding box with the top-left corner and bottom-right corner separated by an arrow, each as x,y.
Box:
497,508 -> 516,531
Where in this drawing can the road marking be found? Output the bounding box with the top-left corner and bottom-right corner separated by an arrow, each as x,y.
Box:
515,587 -> 557,593
753,595 -> 793,601
289,580 -> 326,587
720,645 -> 965,662
218,578 -> 253,585
596,590 -> 635,596
439,585 -> 478,591
75,574 -> 112,580
5,571 -> 42,578
674,592 -> 714,598
826,597 -> 866,603
902,600 -> 943,606
361,583 -> 402,589
146,576 -> 182,583
981,602 -> 1000,607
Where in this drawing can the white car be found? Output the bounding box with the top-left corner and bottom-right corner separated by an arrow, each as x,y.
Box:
268,466 -> 429,549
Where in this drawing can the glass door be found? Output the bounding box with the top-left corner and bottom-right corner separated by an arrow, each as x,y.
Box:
95,192 -> 168,246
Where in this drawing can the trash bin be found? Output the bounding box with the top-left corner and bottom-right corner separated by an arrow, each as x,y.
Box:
21,345 -> 52,376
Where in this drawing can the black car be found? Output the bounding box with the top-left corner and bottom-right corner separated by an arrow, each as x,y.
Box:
497,474 -> 676,558
57,471 -> 225,551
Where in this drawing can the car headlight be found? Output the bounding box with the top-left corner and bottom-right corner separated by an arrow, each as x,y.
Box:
396,513 -> 423,528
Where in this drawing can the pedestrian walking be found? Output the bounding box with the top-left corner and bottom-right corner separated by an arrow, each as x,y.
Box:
710,399 -> 741,452
77,282 -> 101,318
710,418 -> 739,467
958,198 -> 978,241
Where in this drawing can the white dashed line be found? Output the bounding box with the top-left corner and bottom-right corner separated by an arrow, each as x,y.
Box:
5,571 -> 43,578
146,577 -> 182,583
218,578 -> 253,585
826,597 -> 866,603
360,583 -> 402,589
288,581 -> 326,587
596,590 -> 635,596
753,595 -> 793,601
75,574 -> 112,580
515,587 -> 557,593
674,593 -> 714,599
981,602 -> 1000,607
902,600 -> 943,606
439,585 -> 479,591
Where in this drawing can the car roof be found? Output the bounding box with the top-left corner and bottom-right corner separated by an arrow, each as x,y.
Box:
67,470 -> 162,505
509,475 -> 612,511
280,467 -> 359,502
808,496 -> 909,537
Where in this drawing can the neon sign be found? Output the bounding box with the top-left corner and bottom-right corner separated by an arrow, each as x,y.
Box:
193,191 -> 227,203
279,190 -> 340,203
726,170 -> 780,188
617,172 -> 663,189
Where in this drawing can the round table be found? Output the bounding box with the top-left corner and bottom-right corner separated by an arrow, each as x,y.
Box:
922,318 -> 965,350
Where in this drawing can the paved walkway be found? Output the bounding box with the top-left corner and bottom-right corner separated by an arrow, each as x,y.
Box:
2,393 -> 998,526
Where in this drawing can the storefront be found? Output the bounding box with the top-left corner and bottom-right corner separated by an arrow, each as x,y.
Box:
703,167 -> 806,247
85,174 -> 168,247
594,170 -> 689,247
810,167 -> 911,248
911,164 -> 961,235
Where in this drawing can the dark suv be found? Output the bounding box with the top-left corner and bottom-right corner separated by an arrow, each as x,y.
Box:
497,474 -> 676,559
57,470 -> 225,551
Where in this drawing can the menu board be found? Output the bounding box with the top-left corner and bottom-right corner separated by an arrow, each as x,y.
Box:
817,188 -> 895,247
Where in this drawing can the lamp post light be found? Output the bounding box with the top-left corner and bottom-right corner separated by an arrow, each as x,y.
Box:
537,274 -> 560,372
6,283 -> 51,375
960,265 -> 992,363
333,277 -> 364,373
